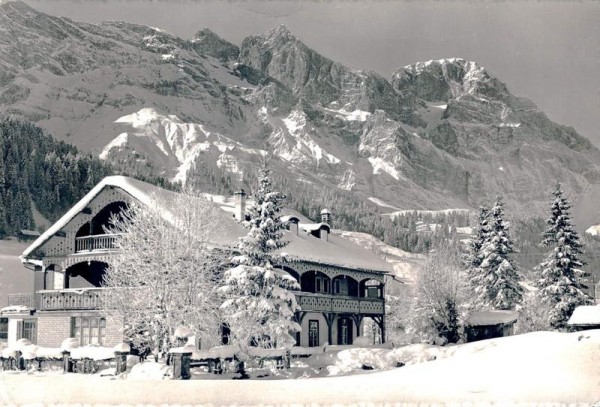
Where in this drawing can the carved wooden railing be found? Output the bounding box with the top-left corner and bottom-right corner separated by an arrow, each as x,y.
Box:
294,292 -> 384,315
75,234 -> 121,253
37,288 -> 106,311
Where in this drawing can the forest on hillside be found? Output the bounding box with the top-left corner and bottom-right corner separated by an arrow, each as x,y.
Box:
0,117 -> 113,237
0,117 -> 176,238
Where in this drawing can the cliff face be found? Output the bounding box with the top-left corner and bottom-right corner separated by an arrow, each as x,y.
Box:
2,1 -> 600,220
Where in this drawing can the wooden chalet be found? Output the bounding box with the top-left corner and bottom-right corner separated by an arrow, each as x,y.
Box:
567,305 -> 600,331
7,176 -> 393,349
464,310 -> 518,342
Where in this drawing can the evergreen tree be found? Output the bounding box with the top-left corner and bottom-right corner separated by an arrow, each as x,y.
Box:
474,197 -> 523,310
219,162 -> 300,356
535,184 -> 592,329
464,204 -> 490,304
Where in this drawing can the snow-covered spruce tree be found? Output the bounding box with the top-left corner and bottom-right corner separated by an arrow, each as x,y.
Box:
407,241 -> 467,345
464,204 -> 491,304
219,162 -> 300,356
103,190 -> 225,359
474,197 -> 523,310
535,183 -> 592,330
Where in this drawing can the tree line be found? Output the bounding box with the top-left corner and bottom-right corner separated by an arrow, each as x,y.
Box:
185,155 -> 472,254
403,185 -> 593,345
0,117 -> 113,237
0,116 -> 178,239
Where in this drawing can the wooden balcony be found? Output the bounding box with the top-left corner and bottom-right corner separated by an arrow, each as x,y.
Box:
9,289 -> 382,315
75,234 -> 120,253
37,288 -> 105,311
295,292 -> 384,315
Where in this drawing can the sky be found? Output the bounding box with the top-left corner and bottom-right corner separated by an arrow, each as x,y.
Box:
23,0 -> 600,147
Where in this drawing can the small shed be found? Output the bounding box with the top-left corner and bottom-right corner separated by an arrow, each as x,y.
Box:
18,229 -> 40,242
567,305 -> 600,331
465,310 -> 518,342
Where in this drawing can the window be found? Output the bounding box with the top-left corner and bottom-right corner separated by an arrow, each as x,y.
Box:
367,286 -> 379,298
315,275 -> 330,294
308,320 -> 319,347
19,319 -> 37,343
0,318 -> 8,340
333,279 -> 340,294
72,316 -> 105,345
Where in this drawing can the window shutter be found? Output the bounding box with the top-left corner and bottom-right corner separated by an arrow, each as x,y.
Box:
17,320 -> 23,340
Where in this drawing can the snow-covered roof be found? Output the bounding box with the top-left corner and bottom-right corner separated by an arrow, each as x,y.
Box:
280,215 -> 300,223
299,223 -> 330,233
21,176 -> 246,260
567,305 -> 600,326
465,310 -> 518,326
22,176 -> 392,273
0,305 -> 32,314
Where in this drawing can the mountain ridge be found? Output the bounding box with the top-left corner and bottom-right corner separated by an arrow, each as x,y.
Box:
1,1 -> 600,224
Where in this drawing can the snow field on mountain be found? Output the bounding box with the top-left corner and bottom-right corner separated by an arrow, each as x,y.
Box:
0,330 -> 598,405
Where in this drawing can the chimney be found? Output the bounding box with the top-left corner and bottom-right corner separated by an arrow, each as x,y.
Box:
320,208 -> 332,226
234,189 -> 246,221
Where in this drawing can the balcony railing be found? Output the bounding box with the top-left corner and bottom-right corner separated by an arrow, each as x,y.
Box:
9,289 -> 382,314
75,234 -> 121,253
7,293 -> 35,308
37,288 -> 105,311
295,292 -> 384,315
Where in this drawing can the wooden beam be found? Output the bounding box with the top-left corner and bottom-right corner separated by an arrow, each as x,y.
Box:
322,312 -> 337,345
352,314 -> 364,337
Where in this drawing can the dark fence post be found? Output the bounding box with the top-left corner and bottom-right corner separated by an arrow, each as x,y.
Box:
62,351 -> 73,373
15,351 -> 25,371
114,351 -> 128,374
113,343 -> 131,375
170,351 -> 191,380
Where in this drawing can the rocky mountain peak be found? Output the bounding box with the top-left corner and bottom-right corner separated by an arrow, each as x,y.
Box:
0,0 -> 34,12
2,2 -> 600,221
192,28 -> 239,62
0,0 -> 43,21
264,24 -> 296,42
392,57 -> 508,103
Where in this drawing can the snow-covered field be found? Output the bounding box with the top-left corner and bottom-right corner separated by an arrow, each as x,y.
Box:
0,330 -> 598,406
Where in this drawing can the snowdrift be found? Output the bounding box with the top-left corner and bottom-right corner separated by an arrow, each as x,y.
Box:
0,330 -> 598,405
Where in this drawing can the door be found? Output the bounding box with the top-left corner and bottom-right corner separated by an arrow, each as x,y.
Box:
308,320 -> 319,347
337,317 -> 353,345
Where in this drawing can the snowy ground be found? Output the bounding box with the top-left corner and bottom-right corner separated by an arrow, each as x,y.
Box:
0,330 -> 598,406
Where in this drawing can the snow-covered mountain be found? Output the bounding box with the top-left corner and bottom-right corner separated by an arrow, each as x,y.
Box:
2,1 -> 600,222
100,108 -> 266,182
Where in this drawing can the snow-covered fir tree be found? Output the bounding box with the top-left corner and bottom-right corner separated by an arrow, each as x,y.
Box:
465,204 -> 491,299
219,162 -> 300,355
473,197 -> 523,310
535,183 -> 592,330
